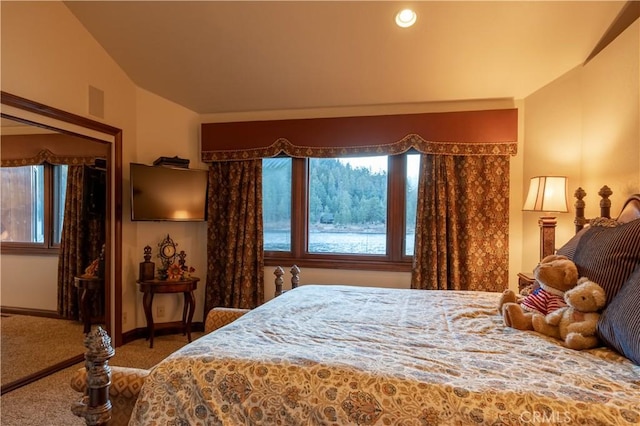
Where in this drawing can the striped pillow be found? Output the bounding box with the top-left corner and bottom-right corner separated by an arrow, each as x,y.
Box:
572,218 -> 640,306
556,227 -> 588,260
556,218 -> 622,260
597,266 -> 640,365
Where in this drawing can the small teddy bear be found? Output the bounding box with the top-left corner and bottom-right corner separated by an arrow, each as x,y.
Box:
531,277 -> 607,350
498,254 -> 578,330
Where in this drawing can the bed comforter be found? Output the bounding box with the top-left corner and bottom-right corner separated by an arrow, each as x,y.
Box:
129,285 -> 640,425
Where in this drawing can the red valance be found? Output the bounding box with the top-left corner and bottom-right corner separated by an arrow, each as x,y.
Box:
0,148 -> 99,167
201,109 -> 518,161
1,133 -> 107,167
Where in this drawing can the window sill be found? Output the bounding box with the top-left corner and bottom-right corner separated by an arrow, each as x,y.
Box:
0,245 -> 60,256
265,255 -> 413,272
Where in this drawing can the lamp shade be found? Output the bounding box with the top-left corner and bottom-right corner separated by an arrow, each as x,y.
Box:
523,176 -> 568,213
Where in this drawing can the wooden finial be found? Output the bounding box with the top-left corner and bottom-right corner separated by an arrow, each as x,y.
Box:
71,327 -> 114,425
599,185 -> 613,218
274,266 -> 284,297
290,265 -> 300,289
574,187 -> 587,233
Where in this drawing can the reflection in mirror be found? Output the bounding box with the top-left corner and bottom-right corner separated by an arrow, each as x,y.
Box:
0,93 -> 121,395
0,115 -> 108,392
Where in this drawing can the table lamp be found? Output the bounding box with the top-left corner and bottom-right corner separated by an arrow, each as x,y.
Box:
523,176 -> 569,260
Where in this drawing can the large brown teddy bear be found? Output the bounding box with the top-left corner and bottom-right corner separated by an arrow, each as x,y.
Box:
498,254 -> 578,330
531,278 -> 606,350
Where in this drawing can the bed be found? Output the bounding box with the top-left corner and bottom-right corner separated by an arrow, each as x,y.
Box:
128,189 -> 640,425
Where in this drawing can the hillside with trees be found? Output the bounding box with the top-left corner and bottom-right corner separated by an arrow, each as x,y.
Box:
263,158 -> 390,229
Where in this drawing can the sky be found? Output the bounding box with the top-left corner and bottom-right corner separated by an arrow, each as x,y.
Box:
339,155 -> 420,181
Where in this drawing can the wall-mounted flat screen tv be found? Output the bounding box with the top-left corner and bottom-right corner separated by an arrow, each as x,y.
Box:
130,163 -> 208,221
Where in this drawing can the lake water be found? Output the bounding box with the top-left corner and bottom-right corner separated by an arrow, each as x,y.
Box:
265,230 -> 415,255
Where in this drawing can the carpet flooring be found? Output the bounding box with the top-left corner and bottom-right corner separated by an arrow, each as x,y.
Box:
1,314 -> 87,387
0,331 -> 204,425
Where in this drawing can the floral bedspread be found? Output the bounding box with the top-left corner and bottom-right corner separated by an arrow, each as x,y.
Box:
129,285 -> 640,425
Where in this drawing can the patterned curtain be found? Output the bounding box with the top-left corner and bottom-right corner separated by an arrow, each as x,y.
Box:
57,165 -> 104,319
411,154 -> 510,292
204,160 -> 265,314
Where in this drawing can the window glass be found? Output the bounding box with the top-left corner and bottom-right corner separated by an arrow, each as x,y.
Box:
53,165 -> 68,244
0,165 -> 44,243
308,156 -> 387,255
0,164 -> 68,247
263,158 -> 292,251
405,154 -> 420,256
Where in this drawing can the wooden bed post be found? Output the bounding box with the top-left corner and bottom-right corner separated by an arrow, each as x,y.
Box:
574,186 -> 613,233
71,327 -> 114,426
598,185 -> 613,219
290,265 -> 300,290
274,266 -> 284,297
574,187 -> 587,233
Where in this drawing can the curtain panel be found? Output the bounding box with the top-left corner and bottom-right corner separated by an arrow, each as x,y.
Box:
201,109 -> 517,161
204,160 -> 265,314
411,154 -> 510,291
56,165 -> 103,320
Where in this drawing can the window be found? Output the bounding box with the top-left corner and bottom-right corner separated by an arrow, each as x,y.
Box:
263,154 -> 420,271
308,157 -> 388,255
263,157 -> 292,252
405,154 -> 420,256
0,164 -> 68,252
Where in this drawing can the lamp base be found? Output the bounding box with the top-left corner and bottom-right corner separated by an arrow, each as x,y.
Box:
538,216 -> 557,260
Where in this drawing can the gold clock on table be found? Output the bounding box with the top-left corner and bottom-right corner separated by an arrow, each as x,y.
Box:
158,234 -> 177,272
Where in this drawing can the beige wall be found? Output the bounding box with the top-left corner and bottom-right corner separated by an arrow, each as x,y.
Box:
522,21 -> 640,273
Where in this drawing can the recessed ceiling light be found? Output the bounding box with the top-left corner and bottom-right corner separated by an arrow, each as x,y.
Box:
395,9 -> 417,28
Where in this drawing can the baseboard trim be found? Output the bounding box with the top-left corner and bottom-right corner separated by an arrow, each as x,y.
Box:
1,353 -> 85,395
121,321 -> 204,345
0,306 -> 60,319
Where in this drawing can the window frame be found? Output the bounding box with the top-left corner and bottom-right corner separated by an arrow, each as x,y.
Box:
1,163 -> 63,254
264,154 -> 416,272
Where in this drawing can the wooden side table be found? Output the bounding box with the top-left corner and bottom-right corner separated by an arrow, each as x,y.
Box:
136,277 -> 199,348
517,272 -> 535,293
74,275 -> 104,334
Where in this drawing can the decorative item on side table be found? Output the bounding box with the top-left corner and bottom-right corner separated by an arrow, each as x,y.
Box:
75,250 -> 106,334
139,245 -> 155,281
154,234 -> 196,281
523,176 -> 569,260
157,234 -> 177,280
176,250 -> 195,279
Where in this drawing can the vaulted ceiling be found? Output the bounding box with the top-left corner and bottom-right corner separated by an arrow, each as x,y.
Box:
64,1 -> 631,115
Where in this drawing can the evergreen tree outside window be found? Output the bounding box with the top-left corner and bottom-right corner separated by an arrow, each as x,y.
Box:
309,157 -> 387,254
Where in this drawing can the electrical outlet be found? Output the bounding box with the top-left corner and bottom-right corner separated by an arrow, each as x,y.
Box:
123,311 -> 127,324
157,305 -> 165,318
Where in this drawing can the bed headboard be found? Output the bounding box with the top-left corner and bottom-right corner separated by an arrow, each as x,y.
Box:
574,185 -> 640,232
617,194 -> 640,223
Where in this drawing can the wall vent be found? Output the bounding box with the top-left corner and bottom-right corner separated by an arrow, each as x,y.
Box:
88,85 -> 105,119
